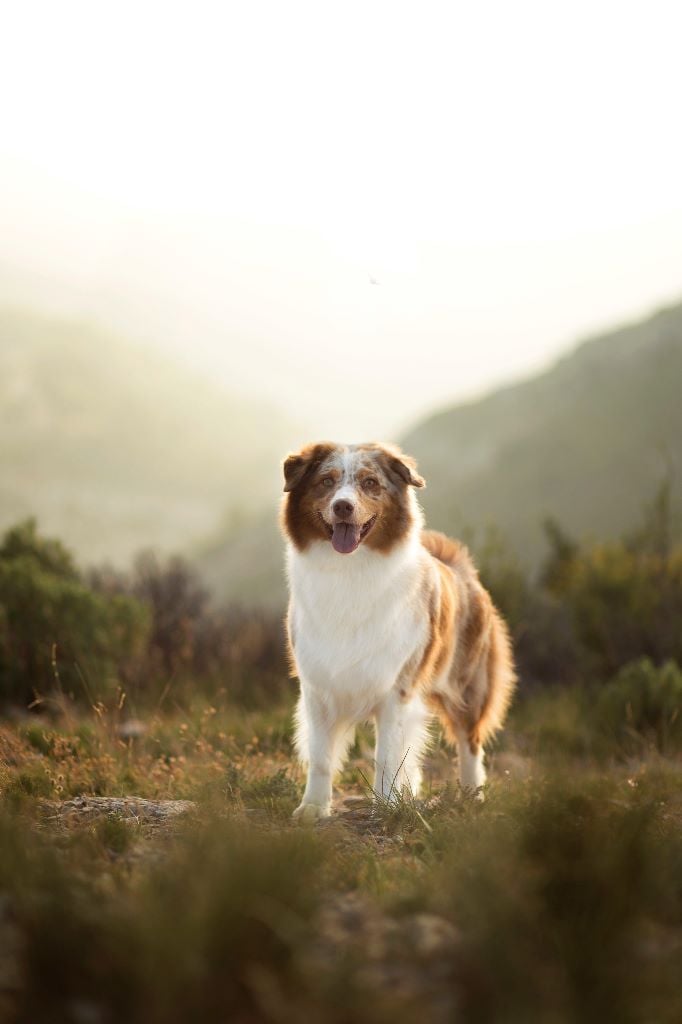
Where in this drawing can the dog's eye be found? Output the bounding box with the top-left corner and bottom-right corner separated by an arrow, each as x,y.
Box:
363,477 -> 379,490
321,476 -> 334,487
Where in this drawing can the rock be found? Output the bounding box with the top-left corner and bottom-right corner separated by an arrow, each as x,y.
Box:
303,893 -> 460,1022
42,795 -> 196,825
116,719 -> 148,740
406,913 -> 461,958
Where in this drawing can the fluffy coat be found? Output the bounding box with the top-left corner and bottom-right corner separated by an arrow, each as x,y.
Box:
281,441 -> 516,820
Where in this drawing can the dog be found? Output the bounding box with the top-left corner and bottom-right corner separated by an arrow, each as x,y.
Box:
281,441 -> 516,821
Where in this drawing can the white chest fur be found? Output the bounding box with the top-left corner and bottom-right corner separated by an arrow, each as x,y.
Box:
287,535 -> 428,716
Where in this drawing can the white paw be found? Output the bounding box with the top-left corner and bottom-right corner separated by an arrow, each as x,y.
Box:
292,801 -> 331,823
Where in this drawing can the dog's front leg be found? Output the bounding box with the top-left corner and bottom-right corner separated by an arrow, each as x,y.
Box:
373,689 -> 430,802
292,688 -> 343,822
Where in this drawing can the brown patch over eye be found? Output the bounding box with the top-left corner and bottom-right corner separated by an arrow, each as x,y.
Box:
281,442 -> 338,549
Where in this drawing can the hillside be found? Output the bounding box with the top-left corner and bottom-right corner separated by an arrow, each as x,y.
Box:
200,299 -> 682,606
0,309 -> 297,565
403,300 -> 682,565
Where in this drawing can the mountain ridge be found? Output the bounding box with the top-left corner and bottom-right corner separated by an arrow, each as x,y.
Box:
403,301 -> 682,567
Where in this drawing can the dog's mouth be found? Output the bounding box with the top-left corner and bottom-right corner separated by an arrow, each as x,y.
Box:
318,513 -> 377,554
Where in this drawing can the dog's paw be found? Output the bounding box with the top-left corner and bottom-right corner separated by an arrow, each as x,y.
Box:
292,801 -> 331,824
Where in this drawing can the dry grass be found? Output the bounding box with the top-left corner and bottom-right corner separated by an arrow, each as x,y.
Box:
0,689 -> 681,1023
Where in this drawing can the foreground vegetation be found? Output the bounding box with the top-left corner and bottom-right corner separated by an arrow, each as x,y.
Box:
1,687 -> 681,1024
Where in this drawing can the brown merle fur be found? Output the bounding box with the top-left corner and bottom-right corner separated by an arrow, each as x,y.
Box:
282,441 -> 424,554
421,530 -> 516,752
281,443 -> 516,763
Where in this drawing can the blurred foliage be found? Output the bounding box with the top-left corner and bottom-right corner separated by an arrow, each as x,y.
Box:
0,810 -> 326,1024
507,664 -> 682,760
0,520 -> 149,707
0,517 -> 79,580
91,553 -> 211,680
0,521 -> 288,712
419,775 -> 682,1024
2,481 -> 682,727
594,658 -> 682,756
479,480 -> 682,689
91,551 -> 288,708
547,541 -> 682,678
0,759 -> 681,1023
476,525 -> 579,688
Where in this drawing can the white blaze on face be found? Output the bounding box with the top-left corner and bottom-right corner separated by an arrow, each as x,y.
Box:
323,447 -> 374,555
329,448 -> 362,517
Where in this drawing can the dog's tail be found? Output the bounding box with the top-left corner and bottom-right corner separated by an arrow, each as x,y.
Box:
423,529 -> 517,750
468,604 -> 516,748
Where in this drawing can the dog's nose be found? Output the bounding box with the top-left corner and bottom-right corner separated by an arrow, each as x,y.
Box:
333,499 -> 354,519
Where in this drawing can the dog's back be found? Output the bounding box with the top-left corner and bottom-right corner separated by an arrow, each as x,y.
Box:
421,529 -> 516,753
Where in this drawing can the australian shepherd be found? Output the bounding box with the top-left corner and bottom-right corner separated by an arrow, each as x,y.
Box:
281,441 -> 516,821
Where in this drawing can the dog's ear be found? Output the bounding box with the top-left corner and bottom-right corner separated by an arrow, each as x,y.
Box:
282,452 -> 309,492
282,443 -> 333,492
382,445 -> 425,489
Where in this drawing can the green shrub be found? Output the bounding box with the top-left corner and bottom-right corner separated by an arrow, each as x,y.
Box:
0,517 -> 78,579
505,686 -> 592,759
594,658 -> 682,754
477,526 -> 581,687
0,520 -> 149,707
0,810 -> 326,1024
0,520 -> 289,712
414,775 -> 682,1024
541,487 -> 682,679
558,545 -> 682,676
92,552 -> 289,708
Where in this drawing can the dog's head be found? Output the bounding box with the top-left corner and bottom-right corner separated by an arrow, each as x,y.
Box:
281,441 -> 425,555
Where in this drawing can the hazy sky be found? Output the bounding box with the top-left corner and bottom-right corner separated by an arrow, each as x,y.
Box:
1,1 -> 681,439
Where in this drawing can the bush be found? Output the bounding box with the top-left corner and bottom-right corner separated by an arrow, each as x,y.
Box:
0,521 -> 290,712
91,552 -> 289,708
480,493 -> 682,692
505,685 -> 592,759
594,658 -> 682,755
192,605 -> 289,707
540,485 -> 682,679
0,520 -> 150,708
476,526 -> 581,688
550,544 -> 682,678
422,777 -> 682,1024
0,810 -> 326,1024
130,551 -> 211,677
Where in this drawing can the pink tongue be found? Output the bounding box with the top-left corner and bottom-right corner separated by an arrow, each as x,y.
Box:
331,522 -> 361,554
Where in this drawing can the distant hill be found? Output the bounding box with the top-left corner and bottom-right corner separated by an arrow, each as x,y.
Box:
199,299 -> 682,607
403,300 -> 682,565
0,309 -> 298,565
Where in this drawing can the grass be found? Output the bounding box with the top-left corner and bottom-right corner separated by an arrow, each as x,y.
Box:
0,688 -> 681,1023
0,697 -> 295,805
